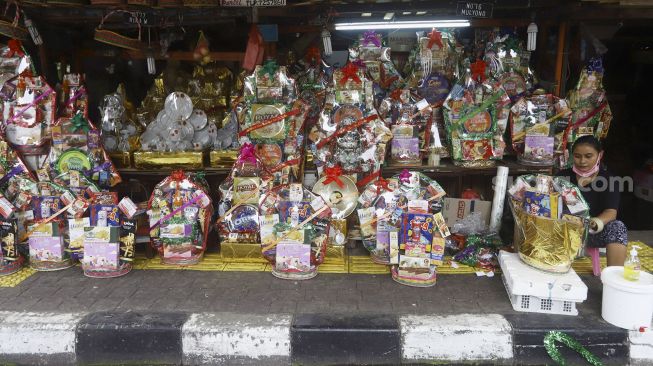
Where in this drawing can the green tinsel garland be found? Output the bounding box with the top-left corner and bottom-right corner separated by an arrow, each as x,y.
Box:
544,331 -> 604,366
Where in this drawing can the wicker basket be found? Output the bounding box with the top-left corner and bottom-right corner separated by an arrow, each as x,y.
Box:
0,3 -> 28,41
94,10 -> 145,51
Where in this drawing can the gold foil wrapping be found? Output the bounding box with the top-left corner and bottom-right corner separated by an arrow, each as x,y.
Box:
108,152 -> 132,168
513,205 -> 585,273
219,242 -> 267,263
133,151 -> 205,169
209,150 -> 239,168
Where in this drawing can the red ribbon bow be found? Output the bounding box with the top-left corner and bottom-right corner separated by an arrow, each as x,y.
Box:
471,60 -> 487,83
339,63 -> 361,85
171,170 -> 186,182
238,143 -> 258,165
376,177 -> 391,195
427,29 -> 443,50
323,166 -> 344,188
6,39 -> 24,57
399,169 -> 412,184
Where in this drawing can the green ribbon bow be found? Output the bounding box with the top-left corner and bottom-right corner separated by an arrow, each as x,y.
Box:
71,113 -> 91,133
259,60 -> 278,79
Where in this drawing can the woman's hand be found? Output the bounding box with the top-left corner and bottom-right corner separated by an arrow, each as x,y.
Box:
590,219 -> 598,231
589,217 -> 604,234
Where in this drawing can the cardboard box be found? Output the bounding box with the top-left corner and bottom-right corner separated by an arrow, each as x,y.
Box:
442,198 -> 492,227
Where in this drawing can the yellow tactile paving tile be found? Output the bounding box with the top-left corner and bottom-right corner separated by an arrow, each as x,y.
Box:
348,256 -> 390,274
1,242 -> 647,283
222,262 -> 268,272
0,268 -> 36,287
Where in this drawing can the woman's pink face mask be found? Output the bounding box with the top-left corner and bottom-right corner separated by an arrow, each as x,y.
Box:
573,146 -> 603,178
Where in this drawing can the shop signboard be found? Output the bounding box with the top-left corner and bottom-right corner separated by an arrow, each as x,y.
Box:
457,2 -> 493,18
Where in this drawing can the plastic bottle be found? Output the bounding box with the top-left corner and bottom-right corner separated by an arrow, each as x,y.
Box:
623,245 -> 641,282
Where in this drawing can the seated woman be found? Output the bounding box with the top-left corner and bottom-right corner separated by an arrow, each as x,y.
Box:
557,135 -> 627,266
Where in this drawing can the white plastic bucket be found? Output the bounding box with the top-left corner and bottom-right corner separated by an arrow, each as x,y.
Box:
601,266 -> 653,330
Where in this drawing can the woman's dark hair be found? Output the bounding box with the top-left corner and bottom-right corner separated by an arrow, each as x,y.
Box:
572,135 -> 602,153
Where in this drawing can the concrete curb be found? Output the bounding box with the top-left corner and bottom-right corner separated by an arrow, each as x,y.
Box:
182,313 -> 292,365
0,310 -> 647,365
401,314 -> 513,364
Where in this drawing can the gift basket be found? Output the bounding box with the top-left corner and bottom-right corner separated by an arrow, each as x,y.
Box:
387,170 -> 449,287
443,61 -> 510,168
357,170 -> 448,275
404,29 -> 462,160
239,59 -> 309,185
78,192 -> 136,278
217,143 -> 272,246
311,61 -> 392,176
510,93 -> 571,166
148,170 -> 213,265
259,183 -> 332,280
508,174 -> 590,273
559,58 -> 612,168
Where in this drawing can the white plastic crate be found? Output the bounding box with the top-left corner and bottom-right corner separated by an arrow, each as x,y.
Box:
499,251 -> 588,316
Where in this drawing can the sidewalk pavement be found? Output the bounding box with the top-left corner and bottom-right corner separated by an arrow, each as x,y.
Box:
0,232 -> 651,365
